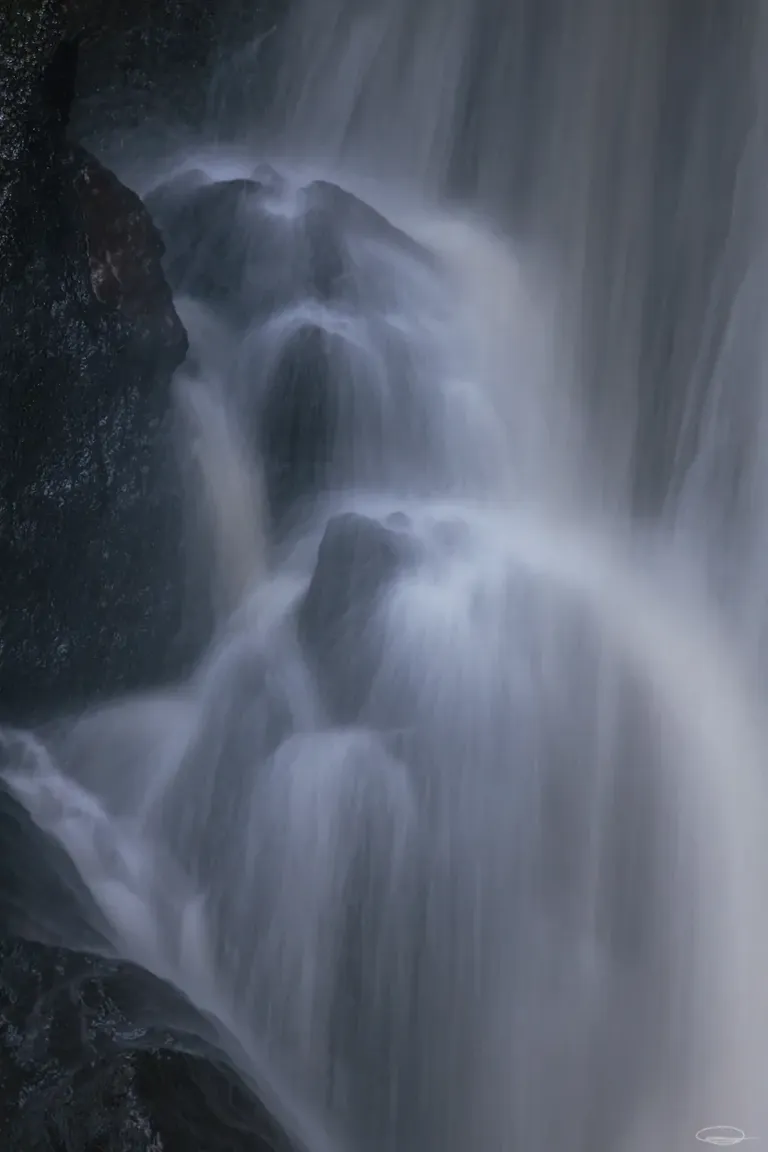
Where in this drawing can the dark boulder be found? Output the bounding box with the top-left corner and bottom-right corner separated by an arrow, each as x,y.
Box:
146,171 -> 436,328
253,312 -> 438,529
144,171 -> 352,326
147,170 -> 438,529
74,147 -> 186,341
0,6 -> 266,1151
302,180 -> 434,271
145,171 -> 294,324
256,324 -> 345,523
0,18 -> 192,727
0,935 -> 293,1152
297,512 -> 419,723
0,942 -> 163,1152
66,0 -> 233,138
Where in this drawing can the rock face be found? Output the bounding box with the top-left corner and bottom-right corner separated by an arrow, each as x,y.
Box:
0,5 -> 288,1150
147,168 -> 438,528
146,171 -> 435,329
298,512 -> 420,723
0,21 -> 193,726
2,5 -> 428,1149
145,172 -> 290,325
0,935 -> 293,1152
61,0 -> 289,159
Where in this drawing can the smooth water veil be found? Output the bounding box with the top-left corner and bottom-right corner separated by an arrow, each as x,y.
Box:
4,1 -> 768,1150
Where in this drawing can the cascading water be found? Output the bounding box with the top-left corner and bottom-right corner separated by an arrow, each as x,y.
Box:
4,1 -> 768,1150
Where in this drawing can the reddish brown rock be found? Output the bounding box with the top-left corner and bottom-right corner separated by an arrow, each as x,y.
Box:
75,148 -> 186,343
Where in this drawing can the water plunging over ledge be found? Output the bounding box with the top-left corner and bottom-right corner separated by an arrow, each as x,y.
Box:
4,2 -> 768,1150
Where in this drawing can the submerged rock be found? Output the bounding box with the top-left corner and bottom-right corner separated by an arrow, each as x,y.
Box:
145,172 -> 289,323
301,179 -> 434,271
297,512 -> 419,723
257,324 -> 345,523
147,170 -> 434,326
148,168 -> 438,530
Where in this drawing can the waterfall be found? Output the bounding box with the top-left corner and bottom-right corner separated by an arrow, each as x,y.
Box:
4,2 -> 768,1150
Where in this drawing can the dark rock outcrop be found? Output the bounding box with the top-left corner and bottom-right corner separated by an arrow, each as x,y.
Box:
0,935 -> 293,1152
297,512 -> 419,723
65,0 -> 220,137
301,180 -> 435,272
146,171 -> 434,327
0,5 -> 279,1150
0,18 -> 191,726
258,325 -> 349,523
145,171 -> 292,325
146,169 -> 438,529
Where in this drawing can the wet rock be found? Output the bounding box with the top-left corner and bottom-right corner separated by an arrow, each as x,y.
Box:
255,313 -> 436,529
0,6 -> 243,1151
147,171 -> 438,530
255,319 -> 406,527
0,15 -> 191,726
0,936 -> 291,1152
147,172 -> 435,328
66,0 -> 221,138
257,325 -> 342,523
296,179 -> 436,306
66,0 -> 287,143
0,3 -> 66,231
145,172 -> 288,323
297,512 -> 419,723
132,1049 -> 295,1152
0,943 -> 164,1152
302,180 -> 434,273
145,172 -> 354,325
384,511 -> 412,529
0,772 -> 112,955
75,148 -> 185,338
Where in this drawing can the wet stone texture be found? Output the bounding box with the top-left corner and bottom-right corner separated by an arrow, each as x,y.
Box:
0,14 -> 190,726
0,937 -> 294,1151
66,0 -> 288,147
0,943 -> 165,1152
0,2 -> 287,1148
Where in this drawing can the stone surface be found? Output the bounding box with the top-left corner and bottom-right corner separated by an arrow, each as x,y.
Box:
145,172 -> 289,324
0,934 -> 293,1151
66,0 -> 288,147
146,168 -> 438,528
0,14 -> 198,726
297,512 -> 419,723
0,4 -> 284,1149
0,942 -> 162,1151
258,325 -> 344,522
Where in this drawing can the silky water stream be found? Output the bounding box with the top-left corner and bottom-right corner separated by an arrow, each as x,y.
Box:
4,3 -> 768,1150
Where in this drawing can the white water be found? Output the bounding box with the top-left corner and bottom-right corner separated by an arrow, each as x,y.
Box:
5,2 -> 768,1150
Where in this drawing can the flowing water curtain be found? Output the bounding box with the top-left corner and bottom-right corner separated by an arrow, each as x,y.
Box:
265,0 -> 757,517
670,1 -> 768,665
3,5 -> 768,1152
530,0 -> 766,518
